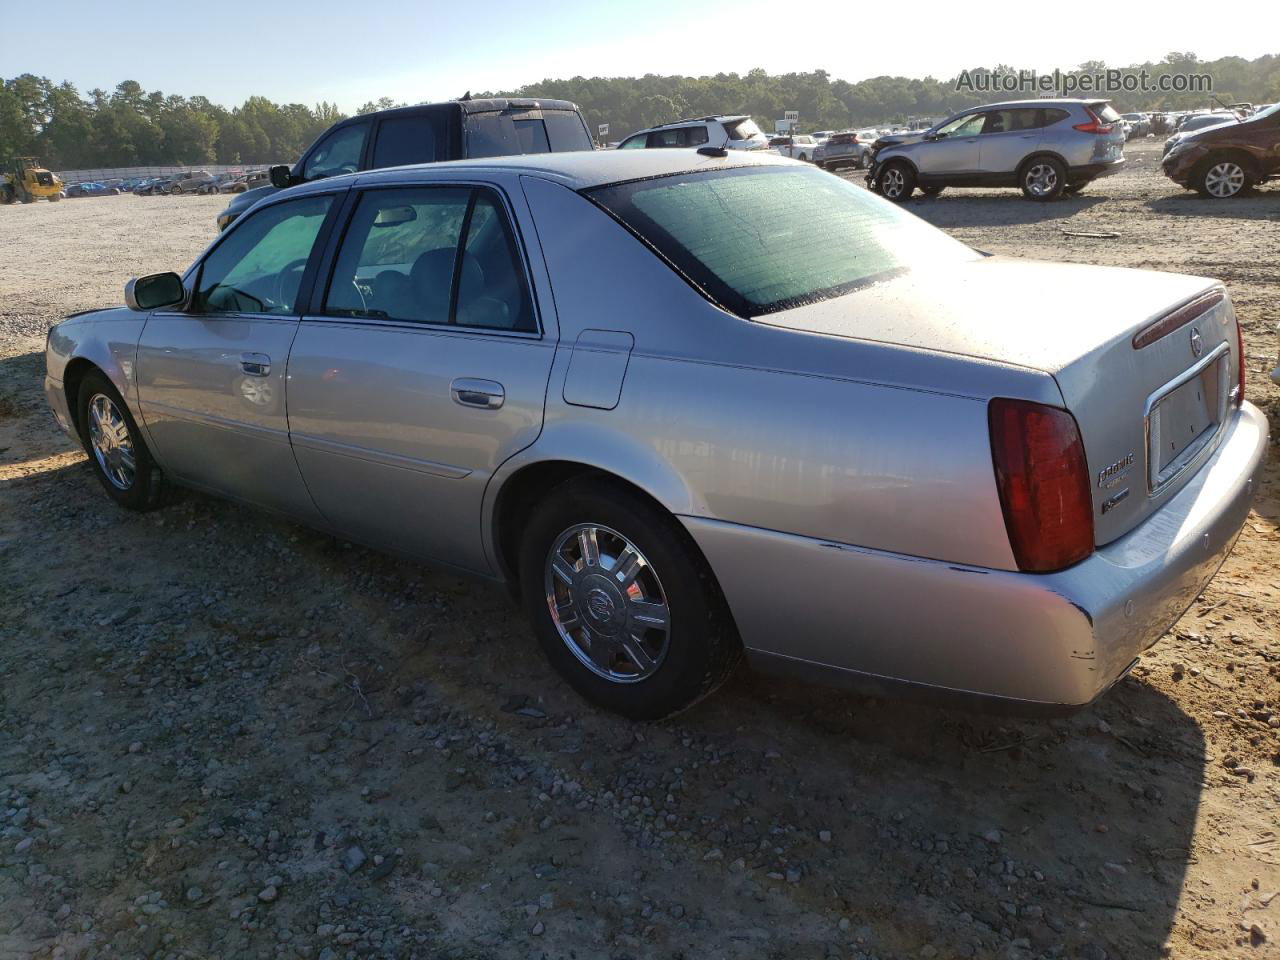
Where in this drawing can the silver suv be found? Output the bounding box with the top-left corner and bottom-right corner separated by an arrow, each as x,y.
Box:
617,116 -> 770,151
867,99 -> 1126,201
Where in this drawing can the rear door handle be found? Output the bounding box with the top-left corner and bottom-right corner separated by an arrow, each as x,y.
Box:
451,378 -> 505,409
240,353 -> 271,376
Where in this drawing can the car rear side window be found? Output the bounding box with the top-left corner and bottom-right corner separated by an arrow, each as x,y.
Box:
1040,108 -> 1071,126
372,113 -> 449,168
196,195 -> 334,315
587,166 -> 975,317
323,187 -> 535,332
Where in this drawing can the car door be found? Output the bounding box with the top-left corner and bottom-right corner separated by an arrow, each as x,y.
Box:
915,112 -> 985,175
285,178 -> 556,573
134,191 -> 341,520
977,108 -> 1045,176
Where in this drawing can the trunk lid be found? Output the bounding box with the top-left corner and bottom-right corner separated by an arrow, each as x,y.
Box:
761,256 -> 1240,545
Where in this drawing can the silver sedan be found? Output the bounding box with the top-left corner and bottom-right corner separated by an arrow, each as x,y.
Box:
44,150 -> 1267,719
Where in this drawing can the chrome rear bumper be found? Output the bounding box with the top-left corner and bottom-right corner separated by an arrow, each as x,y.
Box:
683,401 -> 1268,710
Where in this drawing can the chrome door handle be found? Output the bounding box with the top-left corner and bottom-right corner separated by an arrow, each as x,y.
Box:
240,353 -> 271,377
451,378 -> 505,409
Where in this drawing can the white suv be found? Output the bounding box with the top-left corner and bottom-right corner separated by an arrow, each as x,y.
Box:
617,115 -> 770,151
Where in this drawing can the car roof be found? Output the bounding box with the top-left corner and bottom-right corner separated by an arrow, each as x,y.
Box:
327,98 -> 582,128
953,98 -> 1103,112
298,148 -> 796,194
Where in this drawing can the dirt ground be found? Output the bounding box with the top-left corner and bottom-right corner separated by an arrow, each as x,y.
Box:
0,140 -> 1277,960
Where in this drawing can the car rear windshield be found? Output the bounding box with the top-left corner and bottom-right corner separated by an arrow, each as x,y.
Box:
1088,102 -> 1122,123
586,165 -> 976,317
722,118 -> 762,140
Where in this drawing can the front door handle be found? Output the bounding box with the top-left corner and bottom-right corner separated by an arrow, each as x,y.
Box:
240,353 -> 271,377
451,378 -> 505,409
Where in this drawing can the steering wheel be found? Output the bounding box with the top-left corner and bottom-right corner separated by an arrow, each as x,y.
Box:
271,258 -> 310,311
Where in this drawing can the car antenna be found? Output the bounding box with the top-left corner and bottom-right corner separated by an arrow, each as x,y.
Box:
697,146 -> 729,157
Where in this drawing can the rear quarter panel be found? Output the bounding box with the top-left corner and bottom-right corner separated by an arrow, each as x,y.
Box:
507,175 -> 1047,571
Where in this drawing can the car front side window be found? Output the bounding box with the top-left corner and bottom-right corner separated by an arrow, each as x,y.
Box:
937,113 -> 984,138
301,123 -> 369,181
194,195 -> 334,316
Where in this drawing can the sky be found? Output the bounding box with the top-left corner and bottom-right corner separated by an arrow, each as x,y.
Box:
5,0 -> 1278,111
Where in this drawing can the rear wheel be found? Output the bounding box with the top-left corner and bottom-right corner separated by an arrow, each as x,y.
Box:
169,183 -> 182,195
518,477 -> 740,720
1020,157 -> 1066,200
798,152 -> 808,162
76,370 -> 165,511
875,161 -> 915,202
1196,157 -> 1251,198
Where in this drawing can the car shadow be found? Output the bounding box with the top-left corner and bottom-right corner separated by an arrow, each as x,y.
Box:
908,193 -> 1110,229
0,346 -> 1207,960
1146,191 -> 1280,220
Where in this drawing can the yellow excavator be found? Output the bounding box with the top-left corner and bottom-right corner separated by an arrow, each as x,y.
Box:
1,157 -> 63,204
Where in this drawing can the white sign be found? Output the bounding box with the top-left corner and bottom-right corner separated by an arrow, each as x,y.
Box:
598,123 -> 609,136
784,110 -> 799,121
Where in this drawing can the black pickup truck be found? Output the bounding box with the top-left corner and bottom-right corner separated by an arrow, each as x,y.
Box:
215,98 -> 594,230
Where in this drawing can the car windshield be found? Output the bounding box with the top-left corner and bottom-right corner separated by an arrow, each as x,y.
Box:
586,165 -> 977,317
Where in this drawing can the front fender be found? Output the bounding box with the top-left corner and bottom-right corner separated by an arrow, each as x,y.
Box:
48,308 -> 147,427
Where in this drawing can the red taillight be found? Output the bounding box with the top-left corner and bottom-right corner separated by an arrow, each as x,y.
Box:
1233,318 -> 1246,406
1072,106 -> 1114,135
989,399 -> 1095,573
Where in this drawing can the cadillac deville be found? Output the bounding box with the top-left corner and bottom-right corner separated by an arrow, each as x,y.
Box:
44,150 -> 1267,719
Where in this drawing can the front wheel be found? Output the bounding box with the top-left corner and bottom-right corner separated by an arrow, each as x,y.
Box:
1196,158 -> 1251,198
518,477 -> 740,720
874,161 -> 915,202
169,184 -> 182,195
77,371 -> 165,510
1020,157 -> 1066,200
798,152 -> 808,162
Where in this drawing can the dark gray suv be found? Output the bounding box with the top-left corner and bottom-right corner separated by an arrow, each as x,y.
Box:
215,98 -> 593,230
867,99 -> 1127,201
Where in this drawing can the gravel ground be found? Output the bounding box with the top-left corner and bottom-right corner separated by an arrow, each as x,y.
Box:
1,142 -> 1278,960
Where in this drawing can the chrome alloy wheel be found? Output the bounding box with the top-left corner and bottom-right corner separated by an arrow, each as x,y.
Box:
87,393 -> 136,490
544,524 -> 671,683
880,166 -> 906,198
1204,161 -> 1245,198
1024,162 -> 1059,197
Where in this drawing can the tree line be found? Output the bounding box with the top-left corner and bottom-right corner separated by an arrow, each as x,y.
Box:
3,52 -> 1276,171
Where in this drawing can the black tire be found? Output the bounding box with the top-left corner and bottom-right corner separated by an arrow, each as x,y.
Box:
1019,156 -> 1066,200
919,185 -> 945,197
1194,156 -> 1253,199
798,152 -> 808,162
169,183 -> 182,195
518,476 -> 740,720
76,370 -> 165,511
874,160 -> 915,202
48,192 -> 61,202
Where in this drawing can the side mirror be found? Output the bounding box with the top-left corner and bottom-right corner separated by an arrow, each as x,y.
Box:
925,131 -> 942,141
269,164 -> 294,189
125,272 -> 185,312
